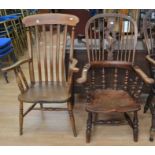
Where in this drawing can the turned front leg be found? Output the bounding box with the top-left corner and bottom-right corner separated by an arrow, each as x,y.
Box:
86,112 -> 93,143
133,111 -> 138,142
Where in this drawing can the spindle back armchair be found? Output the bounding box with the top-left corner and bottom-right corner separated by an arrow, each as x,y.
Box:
143,9 -> 155,141
2,13 -> 79,136
85,13 -> 137,64
77,13 -> 152,143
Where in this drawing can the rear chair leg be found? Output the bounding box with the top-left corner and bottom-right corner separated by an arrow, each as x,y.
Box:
86,112 -> 92,143
19,100 -> 23,135
133,111 -> 138,142
40,103 -> 43,109
67,102 -> 77,137
3,72 -> 9,83
150,110 -> 155,141
144,91 -> 154,113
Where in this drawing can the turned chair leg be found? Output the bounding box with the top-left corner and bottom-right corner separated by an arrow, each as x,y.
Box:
71,80 -> 75,109
3,72 -> 9,83
19,100 -> 23,135
150,109 -> 155,141
0,62 -> 9,83
144,90 -> 154,113
86,112 -> 92,143
67,102 -> 77,137
133,111 -> 138,142
40,103 -> 43,109
93,113 -> 98,123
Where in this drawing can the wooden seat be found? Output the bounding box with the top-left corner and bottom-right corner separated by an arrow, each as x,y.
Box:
2,13 -> 79,136
86,90 -> 140,113
18,81 -> 70,103
77,13 -> 152,143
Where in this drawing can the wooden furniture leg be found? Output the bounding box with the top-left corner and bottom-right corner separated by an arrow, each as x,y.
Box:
133,111 -> 138,142
86,112 -> 92,143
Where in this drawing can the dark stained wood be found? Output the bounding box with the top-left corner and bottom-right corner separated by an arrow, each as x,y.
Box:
143,10 -> 155,141
85,13 -> 138,64
86,90 -> 140,113
78,13 -> 144,143
90,61 -> 132,69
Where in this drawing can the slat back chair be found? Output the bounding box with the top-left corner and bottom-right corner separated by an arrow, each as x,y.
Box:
143,9 -> 155,141
2,13 -> 79,136
23,14 -> 78,83
77,13 -> 151,143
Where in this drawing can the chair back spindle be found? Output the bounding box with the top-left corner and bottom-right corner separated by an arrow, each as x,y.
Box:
85,13 -> 138,64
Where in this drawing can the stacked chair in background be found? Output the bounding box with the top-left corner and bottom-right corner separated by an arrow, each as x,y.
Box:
0,37 -> 16,82
0,9 -> 38,82
0,10 -> 27,57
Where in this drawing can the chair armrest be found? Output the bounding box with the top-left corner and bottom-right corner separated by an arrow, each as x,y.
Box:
1,58 -> 32,72
77,63 -> 91,84
146,55 -> 155,66
69,58 -> 79,73
133,66 -> 154,84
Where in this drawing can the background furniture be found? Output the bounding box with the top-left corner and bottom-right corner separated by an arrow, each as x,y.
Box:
0,37 -> 16,82
143,9 -> 155,141
60,9 -> 90,40
77,13 -> 151,143
2,13 -> 79,136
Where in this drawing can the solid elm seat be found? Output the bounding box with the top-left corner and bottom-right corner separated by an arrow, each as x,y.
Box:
18,81 -> 70,103
86,90 -> 140,113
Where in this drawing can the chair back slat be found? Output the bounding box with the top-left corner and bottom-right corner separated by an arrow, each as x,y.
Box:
35,25 -> 42,81
56,25 -> 60,81
49,25 -> 53,81
22,13 -> 79,83
62,25 -> 68,81
41,25 -> 48,82
26,30 -> 35,83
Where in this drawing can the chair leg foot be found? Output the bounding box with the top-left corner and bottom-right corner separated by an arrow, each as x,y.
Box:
19,101 -> 23,135
86,112 -> 92,143
67,101 -> 77,137
150,111 -> 155,142
40,103 -> 43,109
150,129 -> 154,142
3,72 -> 9,83
133,111 -> 138,142
68,110 -> 77,137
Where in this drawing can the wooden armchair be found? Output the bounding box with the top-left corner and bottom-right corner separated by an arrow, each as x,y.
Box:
2,13 -> 79,136
77,13 -> 153,143
143,9 -> 155,141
